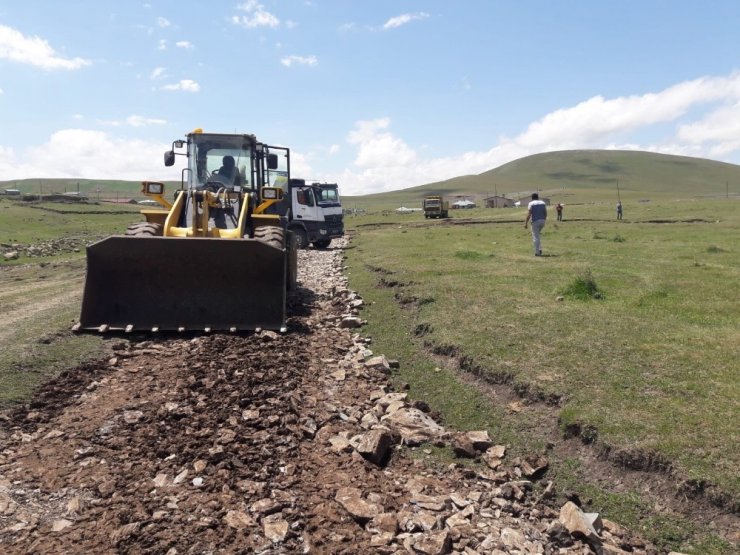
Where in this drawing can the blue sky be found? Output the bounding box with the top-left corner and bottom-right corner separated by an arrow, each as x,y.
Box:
2,1 -> 740,195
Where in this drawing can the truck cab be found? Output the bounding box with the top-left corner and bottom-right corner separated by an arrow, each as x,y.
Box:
423,195 -> 449,219
285,180 -> 344,249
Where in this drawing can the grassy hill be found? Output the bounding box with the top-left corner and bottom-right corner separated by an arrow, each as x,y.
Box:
345,150 -> 740,211
4,150 -> 739,209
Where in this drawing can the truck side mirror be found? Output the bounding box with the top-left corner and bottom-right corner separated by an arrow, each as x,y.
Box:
267,153 -> 278,170
164,150 -> 175,167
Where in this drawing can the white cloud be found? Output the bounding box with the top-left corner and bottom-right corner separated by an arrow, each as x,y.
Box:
347,118 -> 417,168
0,87 -> 3,94
328,144 -> 340,155
0,129 -> 173,181
150,66 -> 166,79
157,17 -> 171,28
127,115 -> 167,127
161,79 -> 200,92
95,115 -> 167,127
317,73 -> 740,195
233,1 -> 280,28
175,40 -> 193,49
157,39 -> 167,50
383,12 -> 430,30
72,114 -> 84,120
0,24 -> 91,70
280,55 -> 317,67
676,102 -> 740,156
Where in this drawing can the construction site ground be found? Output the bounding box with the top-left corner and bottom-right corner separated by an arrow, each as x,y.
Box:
0,241 -> 675,554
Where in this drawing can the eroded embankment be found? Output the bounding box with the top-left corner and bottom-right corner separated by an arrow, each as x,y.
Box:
364,262 -> 739,544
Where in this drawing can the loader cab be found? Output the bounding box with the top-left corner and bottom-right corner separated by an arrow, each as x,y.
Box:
188,133 -> 256,191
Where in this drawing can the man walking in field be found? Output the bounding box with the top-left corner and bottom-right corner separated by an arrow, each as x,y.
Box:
524,193 -> 547,256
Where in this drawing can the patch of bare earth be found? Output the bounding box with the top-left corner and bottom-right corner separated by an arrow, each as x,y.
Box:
1,240 -> 661,554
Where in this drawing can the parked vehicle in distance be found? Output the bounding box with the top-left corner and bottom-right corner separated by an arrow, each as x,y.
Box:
423,195 -> 449,218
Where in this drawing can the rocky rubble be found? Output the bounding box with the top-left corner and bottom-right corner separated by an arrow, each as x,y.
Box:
0,238 -> 662,553
1,237 -> 92,260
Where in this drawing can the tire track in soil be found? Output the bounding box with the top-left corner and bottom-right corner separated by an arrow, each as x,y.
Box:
1,241 -> 662,554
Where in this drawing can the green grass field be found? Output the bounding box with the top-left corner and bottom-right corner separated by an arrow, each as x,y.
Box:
0,198 -> 140,404
345,198 -> 738,553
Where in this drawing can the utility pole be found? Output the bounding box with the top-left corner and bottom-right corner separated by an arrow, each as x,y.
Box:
616,179 -> 621,201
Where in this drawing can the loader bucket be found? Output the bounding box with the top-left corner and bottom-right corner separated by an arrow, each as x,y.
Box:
78,236 -> 288,332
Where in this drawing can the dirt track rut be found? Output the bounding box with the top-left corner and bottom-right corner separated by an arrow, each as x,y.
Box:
0,241 -> 655,554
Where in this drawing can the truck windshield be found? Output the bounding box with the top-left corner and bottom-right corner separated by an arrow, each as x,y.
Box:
190,135 -> 254,189
315,185 -> 340,205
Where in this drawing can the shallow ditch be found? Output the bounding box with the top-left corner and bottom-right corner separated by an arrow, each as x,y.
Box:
367,263 -> 739,545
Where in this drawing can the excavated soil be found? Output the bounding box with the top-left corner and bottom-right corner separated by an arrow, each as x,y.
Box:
1,241 -> 662,554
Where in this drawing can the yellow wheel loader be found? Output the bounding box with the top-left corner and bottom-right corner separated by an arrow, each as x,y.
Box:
75,130 -> 298,333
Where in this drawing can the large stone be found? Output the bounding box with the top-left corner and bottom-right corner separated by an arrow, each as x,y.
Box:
340,316 -> 363,328
519,455 -> 549,478
412,494 -> 447,512
3,251 -> 19,261
413,530 -> 452,555
466,430 -> 493,451
329,435 -> 353,453
263,515 -> 289,542
559,501 -> 601,544
355,429 -> 393,465
52,519 -> 73,532
381,408 -> 444,446
365,355 -> 391,373
224,510 -> 255,529
482,445 -> 506,469
451,434 -> 477,458
335,487 -> 382,522
366,512 -> 398,535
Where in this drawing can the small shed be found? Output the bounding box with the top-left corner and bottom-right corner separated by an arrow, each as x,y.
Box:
484,195 -> 515,208
2,188 -> 21,196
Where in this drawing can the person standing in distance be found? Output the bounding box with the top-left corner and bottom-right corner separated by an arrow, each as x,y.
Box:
525,193 -> 547,256
556,203 -> 563,221
616,200 -> 623,220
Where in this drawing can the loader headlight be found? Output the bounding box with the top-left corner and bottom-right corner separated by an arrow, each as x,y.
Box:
143,181 -> 164,195
261,187 -> 282,200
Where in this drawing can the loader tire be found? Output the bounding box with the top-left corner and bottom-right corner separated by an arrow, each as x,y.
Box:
125,222 -> 163,236
253,226 -> 286,250
312,239 -> 331,249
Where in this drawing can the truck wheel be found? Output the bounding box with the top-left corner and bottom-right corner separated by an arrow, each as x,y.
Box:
125,222 -> 163,236
289,227 -> 308,249
312,239 -> 331,249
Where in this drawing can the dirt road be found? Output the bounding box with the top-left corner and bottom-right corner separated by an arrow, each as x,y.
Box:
0,241 -> 652,554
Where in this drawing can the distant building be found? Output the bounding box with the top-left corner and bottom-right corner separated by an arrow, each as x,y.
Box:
484,195 -> 515,208
2,189 -> 21,196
